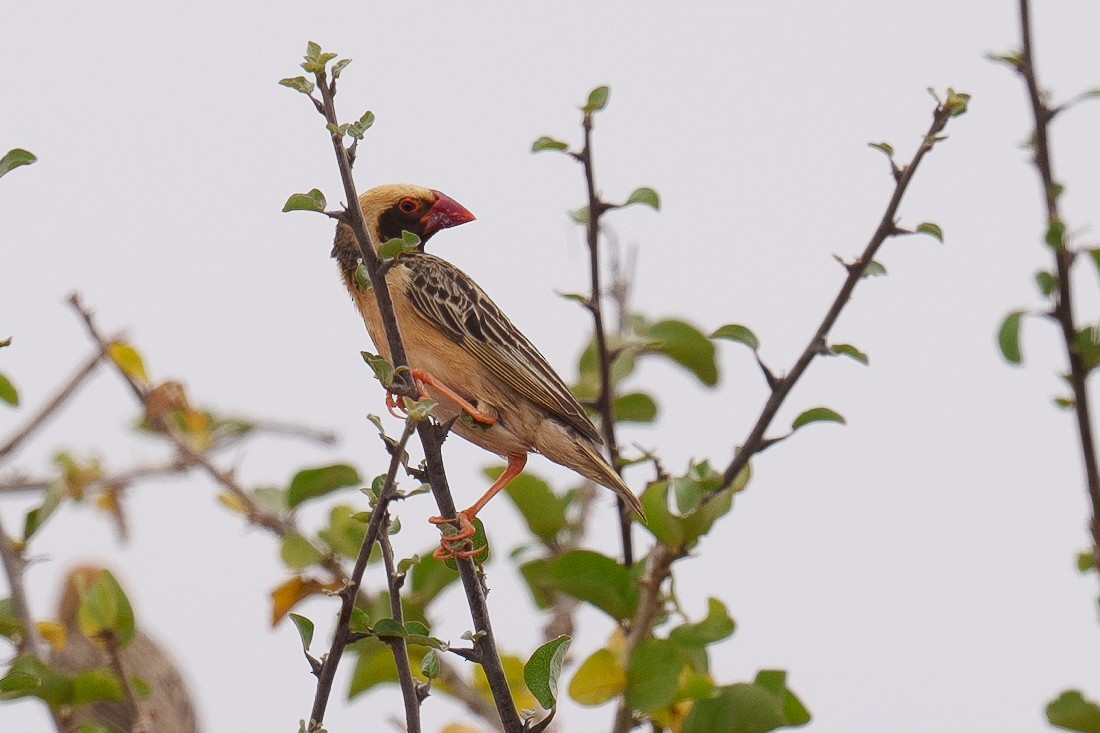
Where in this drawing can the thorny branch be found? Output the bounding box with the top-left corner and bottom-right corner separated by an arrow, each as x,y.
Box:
305,64 -> 522,732
717,96 -> 965,496
1015,0 -> 1100,574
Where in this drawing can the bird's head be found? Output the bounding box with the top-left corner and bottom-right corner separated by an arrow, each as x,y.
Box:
332,183 -> 475,269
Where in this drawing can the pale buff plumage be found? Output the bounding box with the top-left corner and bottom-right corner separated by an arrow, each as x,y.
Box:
331,183 -> 644,522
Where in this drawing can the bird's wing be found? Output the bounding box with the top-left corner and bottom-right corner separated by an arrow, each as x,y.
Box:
403,253 -> 602,443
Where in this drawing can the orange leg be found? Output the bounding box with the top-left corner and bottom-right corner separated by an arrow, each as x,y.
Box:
410,369 -> 496,427
430,453 -> 527,560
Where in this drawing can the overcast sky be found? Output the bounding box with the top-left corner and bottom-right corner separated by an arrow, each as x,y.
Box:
4,2 -> 1100,731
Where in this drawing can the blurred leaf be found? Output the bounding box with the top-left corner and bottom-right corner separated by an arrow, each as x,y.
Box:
624,187 -> 660,210
683,671 -> 810,733
1047,690 -> 1100,732
372,618 -> 406,638
532,136 -> 569,153
1046,218 -> 1066,250
985,51 -> 1022,69
626,639 -> 683,712
348,637 -> 401,698
670,597 -> 736,647
0,373 -> 18,406
569,648 -> 626,706
0,655 -> 72,705
583,85 -> 610,113
282,189 -> 327,213
638,318 -> 719,387
106,342 -> 149,386
408,552 -> 461,610
791,407 -> 845,431
76,570 -> 135,648
489,467 -> 567,544
861,260 -> 887,278
441,517 -> 490,570
1078,552 -> 1096,574
915,222 -> 943,243
614,391 -> 658,424
421,649 -> 441,680
544,550 -> 638,621
1036,271 -> 1058,297
318,505 -> 369,559
944,88 -> 970,117
569,206 -> 590,225
867,141 -> 894,157
0,599 -> 24,641
216,491 -> 250,515
270,576 -> 333,626
280,533 -> 324,570
1076,325 -> 1100,372
641,463 -> 736,551
519,558 -> 554,610
710,324 -> 759,351
70,669 -> 124,705
36,620 -> 67,651
830,344 -> 868,365
23,479 -> 64,542
287,464 -> 361,508
473,654 -> 540,716
998,310 -> 1025,364
288,611 -> 314,651
524,635 -> 571,709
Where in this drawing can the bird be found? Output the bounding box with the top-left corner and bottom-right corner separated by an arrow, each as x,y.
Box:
330,183 -> 645,557
50,566 -> 201,733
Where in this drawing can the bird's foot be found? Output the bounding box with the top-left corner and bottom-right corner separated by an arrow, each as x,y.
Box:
385,392 -> 407,419
410,369 -> 496,427
429,511 -> 486,560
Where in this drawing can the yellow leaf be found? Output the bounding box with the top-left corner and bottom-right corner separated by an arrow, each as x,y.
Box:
107,342 -> 149,385
473,654 -> 538,712
217,491 -> 249,514
36,620 -> 68,651
270,576 -> 338,626
569,648 -> 626,706
441,726 -> 485,733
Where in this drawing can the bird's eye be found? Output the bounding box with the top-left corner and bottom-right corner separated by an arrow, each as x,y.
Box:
397,198 -> 420,215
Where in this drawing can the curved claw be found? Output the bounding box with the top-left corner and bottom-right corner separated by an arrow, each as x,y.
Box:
386,392 -> 407,420
429,512 -> 486,560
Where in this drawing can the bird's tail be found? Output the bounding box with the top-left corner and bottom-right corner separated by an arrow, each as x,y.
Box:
572,440 -> 647,523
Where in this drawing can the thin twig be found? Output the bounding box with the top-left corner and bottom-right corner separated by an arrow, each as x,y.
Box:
610,542 -> 677,733
308,419 -> 416,730
576,109 -> 634,567
0,457 -> 195,496
0,347 -> 106,462
379,515 -> 422,733
718,99 -> 961,495
1016,0 -> 1100,573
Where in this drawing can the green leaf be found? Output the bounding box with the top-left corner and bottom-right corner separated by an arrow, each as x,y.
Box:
348,637 -> 401,698
1035,271 -> 1058,298
361,351 -> 396,387
544,550 -> 638,621
301,41 -> 338,74
350,607 -> 371,635
998,310 -> 1025,364
23,479 -> 64,541
378,230 -> 421,259
532,136 -> 570,153
489,467 -> 567,544
0,373 -> 18,407
403,396 -> 437,422
278,76 -> 315,96
569,648 -> 626,706
569,206 -> 590,225
346,110 -> 375,140
944,88 -> 970,117
985,51 -> 1022,70
1078,552 -> 1096,574
0,598 -> 23,641
0,337 -> 10,348
670,597 -> 736,647
861,260 -> 887,278
623,187 -> 660,210
640,466 -> 735,551
710,324 -> 759,351
1046,218 -> 1067,250
524,635 -> 571,709
683,673 -> 811,733
286,464 -> 361,508
354,262 -> 372,291
421,649 -> 440,680
288,613 -> 315,652
1077,325 -> 1100,372
0,655 -> 72,705
372,618 -> 407,639
1047,690 -> 1100,733
915,222 -> 944,243
626,639 -> 682,712
830,344 -> 869,365
280,533 -> 324,570
408,553 -> 461,610
282,189 -> 327,213
318,505 -> 369,559
70,669 -> 125,705
583,85 -> 610,113
76,570 -> 135,648
867,141 -> 894,157
519,558 -> 554,610
0,148 -> 37,179
331,58 -> 352,79
638,318 -> 719,387
613,392 -> 658,424
791,407 -> 845,431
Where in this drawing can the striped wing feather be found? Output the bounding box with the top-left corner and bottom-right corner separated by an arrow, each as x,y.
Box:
403,253 -> 602,444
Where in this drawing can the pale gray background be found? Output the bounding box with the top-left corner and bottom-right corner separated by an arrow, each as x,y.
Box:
3,2 -> 1099,731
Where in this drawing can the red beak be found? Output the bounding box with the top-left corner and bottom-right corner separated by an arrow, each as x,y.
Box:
422,190 -> 476,236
